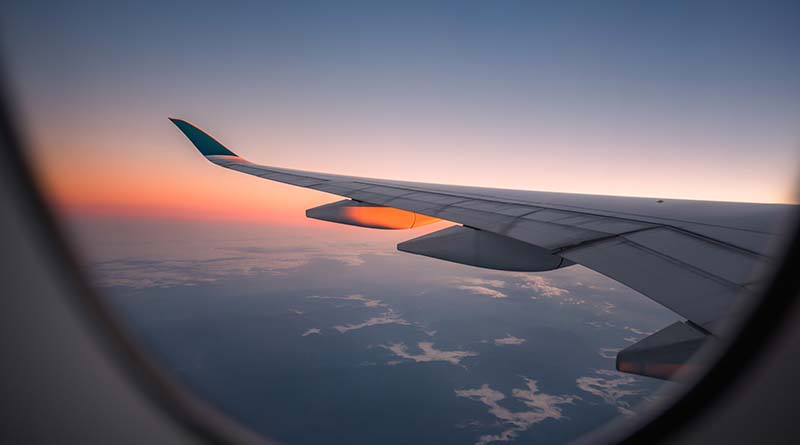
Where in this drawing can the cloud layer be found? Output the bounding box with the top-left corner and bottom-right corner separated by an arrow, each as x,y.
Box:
456,378 -> 577,444
519,275 -> 569,297
451,278 -> 509,299
576,369 -> 642,415
494,335 -> 526,346
385,342 -> 478,366
308,294 -> 387,308
334,310 -> 411,333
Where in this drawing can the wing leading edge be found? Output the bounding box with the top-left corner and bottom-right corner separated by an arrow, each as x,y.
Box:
171,118 -> 794,380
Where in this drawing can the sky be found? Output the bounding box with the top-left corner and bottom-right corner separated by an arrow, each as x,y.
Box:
2,4 -> 794,440
2,1 -> 799,223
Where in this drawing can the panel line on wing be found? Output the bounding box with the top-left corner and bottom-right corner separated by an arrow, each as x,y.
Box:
586,236 -> 746,291
552,226 -> 660,255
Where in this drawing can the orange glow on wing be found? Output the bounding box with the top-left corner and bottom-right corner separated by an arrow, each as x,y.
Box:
341,206 -> 440,229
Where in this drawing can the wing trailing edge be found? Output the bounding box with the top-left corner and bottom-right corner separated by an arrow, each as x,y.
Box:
617,321 -> 714,381
399,225 -> 572,272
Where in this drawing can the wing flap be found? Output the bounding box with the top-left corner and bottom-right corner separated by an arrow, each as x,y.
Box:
398,225 -> 569,272
561,234 -> 747,329
505,218 -> 607,250
623,228 -> 762,285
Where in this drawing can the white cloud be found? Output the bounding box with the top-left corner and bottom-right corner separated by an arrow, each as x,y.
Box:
457,285 -> 509,299
307,294 -> 386,308
519,275 -> 569,297
621,326 -> 652,344
624,326 -> 654,336
586,320 -> 618,329
576,369 -> 643,416
597,302 -> 616,314
309,294 -> 414,334
334,310 -> 410,333
301,328 -> 321,336
494,335 -> 526,346
344,294 -> 384,307
598,348 -> 621,359
90,240 -> 386,288
451,278 -> 509,298
456,378 -> 577,445
458,278 -> 507,288
384,342 -> 477,366
515,274 -> 617,313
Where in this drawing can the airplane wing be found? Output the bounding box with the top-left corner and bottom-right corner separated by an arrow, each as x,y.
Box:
170,118 -> 794,381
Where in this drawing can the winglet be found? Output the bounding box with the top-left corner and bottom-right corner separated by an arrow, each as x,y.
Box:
169,118 -> 238,157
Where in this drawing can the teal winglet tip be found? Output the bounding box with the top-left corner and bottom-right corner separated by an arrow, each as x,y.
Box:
169,118 -> 238,157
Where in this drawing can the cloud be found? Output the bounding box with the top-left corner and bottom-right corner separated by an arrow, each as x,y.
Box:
624,326 -> 654,336
519,275 -> 569,297
621,326 -> 652,344
301,328 -> 321,336
450,277 -> 509,298
334,309 -> 410,333
598,348 -> 621,359
448,274 -> 620,316
456,378 -> 577,445
576,369 -> 643,416
597,302 -> 616,314
308,294 -> 386,308
585,321 -> 615,329
88,239 -> 389,288
458,278 -> 507,288
516,274 -> 616,314
457,285 -> 509,299
494,335 -> 526,346
384,342 -> 477,366
309,294 -> 414,334
89,257 -> 261,288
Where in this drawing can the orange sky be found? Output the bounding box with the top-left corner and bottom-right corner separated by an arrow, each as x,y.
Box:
23,115 -> 799,226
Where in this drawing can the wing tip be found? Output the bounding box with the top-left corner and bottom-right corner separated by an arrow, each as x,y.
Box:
169,117 -> 239,158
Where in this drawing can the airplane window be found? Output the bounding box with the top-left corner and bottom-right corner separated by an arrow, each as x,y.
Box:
2,2 -> 798,444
